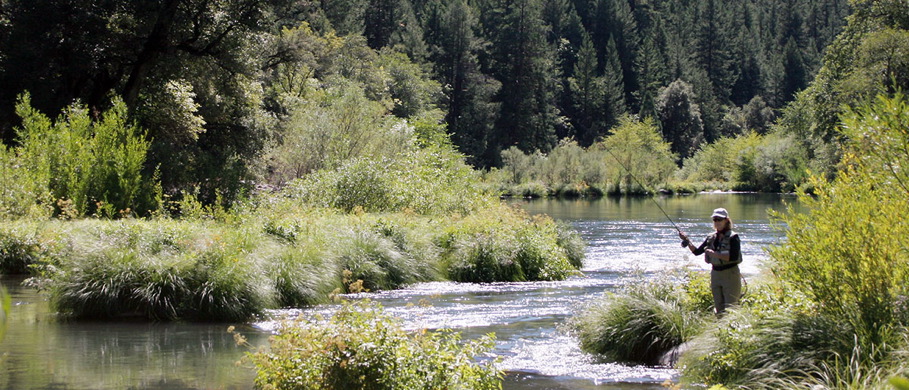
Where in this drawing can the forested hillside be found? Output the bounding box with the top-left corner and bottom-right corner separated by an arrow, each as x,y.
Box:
0,0 -> 850,205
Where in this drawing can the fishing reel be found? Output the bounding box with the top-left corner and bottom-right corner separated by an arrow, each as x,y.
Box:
680,240 -> 690,247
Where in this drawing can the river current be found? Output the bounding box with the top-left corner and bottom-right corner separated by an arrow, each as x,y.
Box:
0,193 -> 801,389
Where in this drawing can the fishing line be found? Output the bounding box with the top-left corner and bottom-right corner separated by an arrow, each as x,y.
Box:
600,143 -> 680,232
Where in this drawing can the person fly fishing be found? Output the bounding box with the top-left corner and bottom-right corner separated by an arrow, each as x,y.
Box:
678,208 -> 742,315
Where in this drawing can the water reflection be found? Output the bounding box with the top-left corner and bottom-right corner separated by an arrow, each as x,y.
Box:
0,275 -> 267,390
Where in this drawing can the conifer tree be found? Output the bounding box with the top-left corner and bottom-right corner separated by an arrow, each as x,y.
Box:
569,32 -> 605,146
692,0 -> 738,104
602,35 -> 626,131
364,0 -> 427,59
435,0 -> 499,166
591,0 -> 639,108
489,0 -> 562,162
635,21 -> 669,119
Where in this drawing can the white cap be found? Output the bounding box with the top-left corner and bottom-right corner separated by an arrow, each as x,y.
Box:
711,208 -> 729,219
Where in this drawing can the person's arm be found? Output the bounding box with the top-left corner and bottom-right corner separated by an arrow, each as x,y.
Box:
679,232 -> 708,256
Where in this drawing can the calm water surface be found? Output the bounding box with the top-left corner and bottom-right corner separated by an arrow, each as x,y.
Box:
0,193 -> 802,389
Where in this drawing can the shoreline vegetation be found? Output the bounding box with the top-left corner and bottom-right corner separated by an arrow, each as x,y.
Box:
0,199 -> 584,322
570,91 -> 909,389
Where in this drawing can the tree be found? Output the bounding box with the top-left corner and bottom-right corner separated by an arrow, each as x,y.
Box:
656,79 -> 704,160
0,0 -> 297,204
635,21 -> 671,119
591,0 -> 639,108
363,0 -> 427,60
596,115 -> 676,193
692,0 -> 738,103
488,0 -> 562,163
433,0 -> 500,166
569,32 -> 606,146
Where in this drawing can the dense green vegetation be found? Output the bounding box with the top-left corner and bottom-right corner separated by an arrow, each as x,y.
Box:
246,300 -> 502,389
0,0 -> 852,206
571,2 -> 909,387
1,191 -> 581,321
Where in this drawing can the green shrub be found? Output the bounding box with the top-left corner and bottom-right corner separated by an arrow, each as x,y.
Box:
513,181 -> 549,198
0,144 -> 53,219
13,94 -> 160,218
569,271 -> 710,365
494,117 -> 675,197
287,147 -> 490,216
677,281 -> 831,388
248,300 -> 502,390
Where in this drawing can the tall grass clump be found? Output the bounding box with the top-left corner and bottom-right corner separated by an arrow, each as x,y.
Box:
247,300 -> 502,390
333,227 -> 436,293
181,226 -> 276,321
39,220 -> 275,321
268,242 -> 341,307
0,224 -> 48,274
569,270 -> 711,365
439,204 -> 582,282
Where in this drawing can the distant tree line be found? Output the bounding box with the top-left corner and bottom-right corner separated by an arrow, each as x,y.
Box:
0,0 -> 850,205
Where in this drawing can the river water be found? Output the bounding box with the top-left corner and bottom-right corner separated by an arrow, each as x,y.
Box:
0,193 -> 802,389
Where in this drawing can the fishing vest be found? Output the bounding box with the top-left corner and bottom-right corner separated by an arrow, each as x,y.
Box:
707,230 -> 741,271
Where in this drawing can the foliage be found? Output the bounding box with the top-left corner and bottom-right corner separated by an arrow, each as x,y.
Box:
0,224 -> 49,274
0,143 -> 52,219
265,83 -> 400,183
679,289 -> 837,388
769,91 -> 909,362
596,116 -> 677,194
656,79 -> 705,160
680,92 -> 909,388
439,204 -> 581,283
286,145 -> 490,216
493,116 -> 675,196
11,95 -> 159,218
247,300 -> 502,390
4,189 -> 584,321
775,0 -> 909,180
569,270 -> 711,365
677,131 -> 809,192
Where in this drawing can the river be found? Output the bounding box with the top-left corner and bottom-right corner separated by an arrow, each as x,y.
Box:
0,193 -> 802,389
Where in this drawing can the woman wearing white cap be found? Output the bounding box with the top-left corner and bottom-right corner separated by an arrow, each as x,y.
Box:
678,208 -> 742,315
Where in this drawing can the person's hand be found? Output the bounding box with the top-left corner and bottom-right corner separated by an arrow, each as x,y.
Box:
678,231 -> 688,241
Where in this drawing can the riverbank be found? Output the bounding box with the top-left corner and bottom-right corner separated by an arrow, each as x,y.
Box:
0,198 -> 583,321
